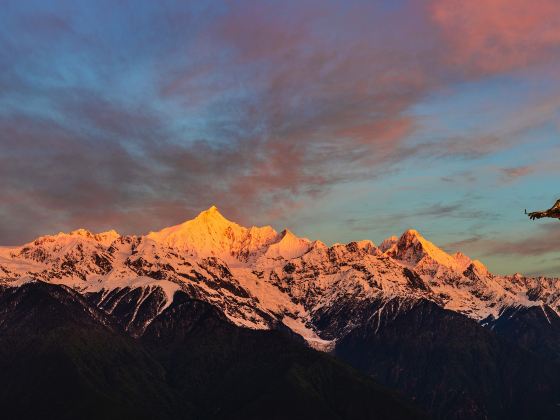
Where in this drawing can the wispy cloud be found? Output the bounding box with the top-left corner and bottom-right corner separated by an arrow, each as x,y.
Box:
346,200 -> 499,234
446,223 -> 560,258
499,165 -> 536,183
0,0 -> 559,253
430,0 -> 560,74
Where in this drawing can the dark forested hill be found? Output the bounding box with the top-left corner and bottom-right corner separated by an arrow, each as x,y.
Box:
0,283 -> 425,420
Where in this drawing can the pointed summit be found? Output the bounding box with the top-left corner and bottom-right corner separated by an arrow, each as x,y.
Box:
147,206 -> 279,263
392,229 -> 463,269
193,205 -> 229,225
379,235 -> 398,253
69,228 -> 94,238
201,205 -> 220,215
265,229 -> 311,260
94,230 -> 120,246
401,229 -> 423,240
280,228 -> 296,240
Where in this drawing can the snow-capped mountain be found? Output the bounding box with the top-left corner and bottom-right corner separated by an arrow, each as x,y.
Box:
0,206 -> 558,347
146,206 -> 281,263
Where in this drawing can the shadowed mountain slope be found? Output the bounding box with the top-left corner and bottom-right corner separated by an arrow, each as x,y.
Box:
0,282 -> 425,420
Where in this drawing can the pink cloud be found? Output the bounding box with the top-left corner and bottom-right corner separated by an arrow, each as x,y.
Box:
500,165 -> 536,182
431,0 -> 560,74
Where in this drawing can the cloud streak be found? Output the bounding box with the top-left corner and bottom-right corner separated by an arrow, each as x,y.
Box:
431,0 -> 560,74
446,223 -> 560,258
500,165 -> 536,183
0,0 -> 559,265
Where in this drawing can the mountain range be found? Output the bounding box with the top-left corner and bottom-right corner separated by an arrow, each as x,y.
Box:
1,206 -> 559,419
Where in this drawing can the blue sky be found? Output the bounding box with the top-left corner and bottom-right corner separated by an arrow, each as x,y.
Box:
1,0 -> 559,275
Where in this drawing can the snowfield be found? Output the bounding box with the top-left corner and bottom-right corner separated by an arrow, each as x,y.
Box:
1,206 -> 558,346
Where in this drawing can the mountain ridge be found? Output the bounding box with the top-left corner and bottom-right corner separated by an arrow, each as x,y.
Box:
2,206 -> 560,419
0,205 -> 558,343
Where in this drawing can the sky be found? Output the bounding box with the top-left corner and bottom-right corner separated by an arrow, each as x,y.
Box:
0,0 -> 559,276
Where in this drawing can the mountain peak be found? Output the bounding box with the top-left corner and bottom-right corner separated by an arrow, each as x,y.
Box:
147,206 -> 279,263
69,228 -> 94,238
147,206 -> 238,253
205,205 -> 220,215
264,228 -> 311,260
401,229 -> 423,240
392,228 -> 464,269
194,205 -> 227,223
280,228 -> 296,239
51,228 -> 119,245
94,230 -> 120,245
379,235 -> 398,253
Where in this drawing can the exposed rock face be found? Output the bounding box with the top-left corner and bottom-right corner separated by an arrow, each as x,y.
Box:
334,298 -> 560,420
0,282 -> 425,420
1,206 -> 559,340
3,207 -> 560,418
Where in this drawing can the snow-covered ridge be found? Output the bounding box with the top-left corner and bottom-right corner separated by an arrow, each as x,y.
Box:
1,205 -> 559,346
146,205 -> 280,264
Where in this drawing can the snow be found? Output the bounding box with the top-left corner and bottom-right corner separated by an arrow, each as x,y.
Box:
282,316 -> 336,351
1,206 -> 560,349
393,229 -> 466,270
95,230 -> 121,246
379,236 -> 398,252
470,259 -> 489,275
541,304 -> 552,325
263,229 -> 311,260
147,205 -> 279,263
